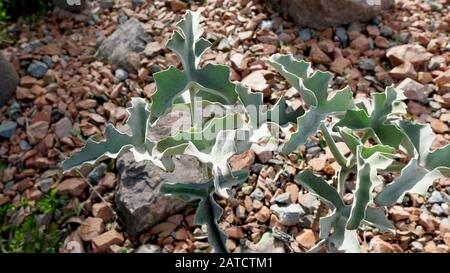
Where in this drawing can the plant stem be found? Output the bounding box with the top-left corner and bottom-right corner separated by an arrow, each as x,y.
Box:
337,167 -> 351,197
381,163 -> 407,173
320,123 -> 347,167
313,201 -> 328,232
189,87 -> 197,127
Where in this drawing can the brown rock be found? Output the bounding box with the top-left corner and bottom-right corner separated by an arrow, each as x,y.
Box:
310,43 -> 332,64
92,203 -> 115,221
309,155 -> 327,172
389,205 -> 410,222
296,229 -> 316,249
36,44 -> 61,56
242,71 -> 269,93
369,236 -> 397,253
442,93 -> 450,107
256,206 -> 270,223
57,178 -> 88,196
375,36 -> 390,49
386,44 -> 433,66
61,231 -> 85,253
244,195 -> 253,212
350,35 -> 370,52
424,241 -> 438,253
226,227 -> 245,239
397,78 -> 428,101
434,70 -> 450,88
444,233 -> 450,247
20,76 -> 37,87
330,57 -> 351,75
418,213 -> 435,232
389,62 -> 417,80
169,0 -> 187,12
239,31 -> 254,42
79,217 -> 105,242
324,142 -> 350,159
144,42 -> 162,58
230,150 -> 255,171
175,227 -> 189,241
54,117 -> 73,139
418,72 -> 433,84
76,99 -> 97,110
230,53 -> 245,71
285,183 -> 299,204
92,230 -> 124,253
26,120 -> 49,142
149,222 -> 177,237
275,0 -> 394,29
430,118 -> 450,134
318,39 -> 335,54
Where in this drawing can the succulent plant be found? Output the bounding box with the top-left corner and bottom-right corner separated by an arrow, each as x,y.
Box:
270,54 -> 450,253
62,10 -> 450,253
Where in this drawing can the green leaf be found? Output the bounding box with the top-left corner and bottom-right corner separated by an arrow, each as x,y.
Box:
62,98 -> 157,171
295,170 -> 394,252
346,145 -> 394,230
295,170 -> 345,211
267,54 -> 318,107
150,11 -> 238,123
184,129 -> 250,198
338,127 -> 361,156
161,171 -> 249,253
364,207 -> 395,233
375,120 -> 450,206
195,195 -> 228,253
155,114 -> 242,156
236,82 -> 304,128
268,54 -> 353,154
335,87 -> 407,148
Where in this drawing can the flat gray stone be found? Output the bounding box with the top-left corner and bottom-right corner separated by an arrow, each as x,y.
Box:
96,18 -> 151,73
0,52 -> 19,107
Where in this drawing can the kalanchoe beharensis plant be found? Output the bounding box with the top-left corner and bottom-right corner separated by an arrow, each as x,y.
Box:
268,54 -> 450,252
61,10 -> 296,253
61,9 -> 450,253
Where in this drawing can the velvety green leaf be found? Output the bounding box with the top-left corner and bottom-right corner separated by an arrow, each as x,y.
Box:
347,145 -> 394,230
335,87 -> 406,148
375,121 -> 450,206
269,54 -> 354,154
338,127 -> 361,155
294,170 -> 345,210
296,170 -> 393,252
195,195 -> 228,253
150,11 -> 238,124
151,67 -> 189,123
184,129 -> 249,197
236,83 -> 303,128
62,98 -> 155,171
160,170 -> 249,201
364,207 -> 395,233
268,54 -> 317,106
155,114 -> 242,155
162,170 -> 248,253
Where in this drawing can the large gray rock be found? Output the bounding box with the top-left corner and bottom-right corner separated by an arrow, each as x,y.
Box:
115,153 -> 203,237
52,0 -> 88,13
96,18 -> 151,73
115,109 -> 199,237
269,0 -> 395,29
0,52 -> 19,107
